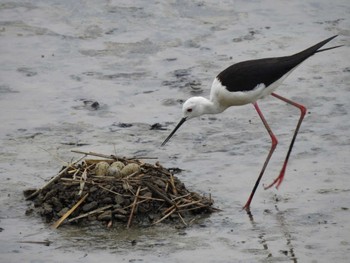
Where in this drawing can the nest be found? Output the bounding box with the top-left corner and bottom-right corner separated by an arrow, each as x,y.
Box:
24,150 -> 218,229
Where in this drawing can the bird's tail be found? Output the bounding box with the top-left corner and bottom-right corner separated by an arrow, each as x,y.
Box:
295,35 -> 342,57
316,44 -> 344,53
289,35 -> 342,65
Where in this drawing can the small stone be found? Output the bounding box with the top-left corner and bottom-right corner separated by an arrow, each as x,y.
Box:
101,197 -> 113,204
113,208 -> 128,215
51,197 -> 63,212
90,101 -> 99,110
98,211 -> 112,221
57,207 -> 69,217
42,203 -> 53,214
23,188 -> 37,198
82,201 -> 98,212
34,197 -> 44,207
142,192 -> 152,198
25,208 -> 34,215
154,179 -> 166,188
122,182 -> 133,190
114,195 -> 124,205
88,215 -> 97,221
43,189 -> 58,201
114,214 -> 127,221
89,186 -> 98,193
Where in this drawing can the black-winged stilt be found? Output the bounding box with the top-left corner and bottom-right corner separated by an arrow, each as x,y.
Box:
161,35 -> 342,210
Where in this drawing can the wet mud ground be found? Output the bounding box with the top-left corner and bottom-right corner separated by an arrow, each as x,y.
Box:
1,0 -> 350,262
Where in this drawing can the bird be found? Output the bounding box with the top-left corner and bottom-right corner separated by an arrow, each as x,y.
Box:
161,35 -> 342,210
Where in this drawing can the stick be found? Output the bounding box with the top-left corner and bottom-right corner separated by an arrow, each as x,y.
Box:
71,150 -> 157,160
169,174 -> 178,195
71,150 -> 117,159
176,205 -> 220,213
143,181 -> 175,206
25,155 -> 87,200
68,205 -> 113,222
123,198 -> 149,210
17,240 -> 52,246
171,193 -> 190,201
152,207 -> 176,225
78,168 -> 87,196
177,200 -> 203,208
52,193 -> 89,229
177,212 -> 187,226
188,217 -> 198,225
137,195 -> 164,202
97,184 -> 124,196
127,186 -> 141,229
162,204 -> 176,215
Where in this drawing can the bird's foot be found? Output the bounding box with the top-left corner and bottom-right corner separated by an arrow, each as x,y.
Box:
242,197 -> 253,211
264,164 -> 286,190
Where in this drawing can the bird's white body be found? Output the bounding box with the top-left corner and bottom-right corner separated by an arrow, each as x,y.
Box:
183,70 -> 294,120
210,69 -> 296,107
210,77 -> 263,107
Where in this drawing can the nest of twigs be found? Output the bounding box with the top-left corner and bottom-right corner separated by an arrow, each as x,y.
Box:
24,150 -> 218,229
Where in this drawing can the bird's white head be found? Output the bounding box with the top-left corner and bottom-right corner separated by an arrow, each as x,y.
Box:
182,96 -> 212,120
161,96 -> 212,146
162,96 -> 221,146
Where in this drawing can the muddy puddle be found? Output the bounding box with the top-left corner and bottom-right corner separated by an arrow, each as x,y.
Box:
1,1 -> 350,262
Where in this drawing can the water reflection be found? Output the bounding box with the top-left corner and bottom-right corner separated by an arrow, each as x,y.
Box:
245,205 -> 298,262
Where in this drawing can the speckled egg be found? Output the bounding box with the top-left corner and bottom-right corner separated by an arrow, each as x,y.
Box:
107,166 -> 121,177
95,161 -> 110,176
121,163 -> 140,177
110,161 -> 125,171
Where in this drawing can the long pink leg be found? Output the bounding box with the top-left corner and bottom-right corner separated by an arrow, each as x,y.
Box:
264,92 -> 307,190
243,102 -> 278,210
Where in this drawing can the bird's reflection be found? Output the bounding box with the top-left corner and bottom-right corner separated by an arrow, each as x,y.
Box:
244,203 -> 298,262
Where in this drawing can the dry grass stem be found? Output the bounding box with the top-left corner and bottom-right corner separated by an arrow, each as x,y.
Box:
52,193 -> 88,229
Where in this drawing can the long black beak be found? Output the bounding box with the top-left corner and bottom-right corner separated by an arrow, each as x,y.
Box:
161,117 -> 187,146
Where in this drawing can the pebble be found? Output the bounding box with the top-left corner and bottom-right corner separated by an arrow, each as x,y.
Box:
42,203 -> 53,214
154,179 -> 166,188
98,211 -> 112,221
114,195 -> 124,205
58,207 -> 69,217
82,201 -> 98,212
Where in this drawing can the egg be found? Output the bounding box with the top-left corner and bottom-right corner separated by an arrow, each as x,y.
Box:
121,163 -> 140,177
95,161 -> 110,176
107,166 -> 121,177
110,161 -> 125,170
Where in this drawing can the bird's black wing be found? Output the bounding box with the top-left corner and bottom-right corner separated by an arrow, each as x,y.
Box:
217,56 -> 297,92
218,35 -> 339,92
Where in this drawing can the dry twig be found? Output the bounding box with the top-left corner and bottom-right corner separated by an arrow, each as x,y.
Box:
127,186 -> 141,228
52,193 -> 89,229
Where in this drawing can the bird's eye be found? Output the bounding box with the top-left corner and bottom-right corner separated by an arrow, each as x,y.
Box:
187,108 -> 192,112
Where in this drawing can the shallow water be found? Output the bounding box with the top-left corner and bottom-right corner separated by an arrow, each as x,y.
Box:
1,0 -> 350,262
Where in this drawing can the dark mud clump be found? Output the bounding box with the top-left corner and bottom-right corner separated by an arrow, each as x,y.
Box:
24,151 -> 217,228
